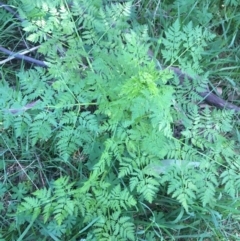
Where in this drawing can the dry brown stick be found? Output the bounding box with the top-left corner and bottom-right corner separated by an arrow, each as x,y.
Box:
0,45 -> 48,67
168,66 -> 240,112
0,45 -> 42,65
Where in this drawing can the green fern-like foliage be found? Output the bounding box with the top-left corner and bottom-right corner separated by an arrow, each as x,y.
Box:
17,176 -> 137,240
1,0 -> 240,240
161,19 -> 215,73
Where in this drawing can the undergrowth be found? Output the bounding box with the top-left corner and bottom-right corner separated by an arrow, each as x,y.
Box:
0,0 -> 240,240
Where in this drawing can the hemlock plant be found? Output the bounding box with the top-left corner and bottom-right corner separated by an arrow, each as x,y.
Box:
0,0 -> 240,240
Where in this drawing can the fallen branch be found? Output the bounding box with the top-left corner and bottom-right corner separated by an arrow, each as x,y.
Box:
168,66 -> 240,112
0,45 -> 48,67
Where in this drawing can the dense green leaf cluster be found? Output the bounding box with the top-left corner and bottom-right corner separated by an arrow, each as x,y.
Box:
1,0 -> 240,240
